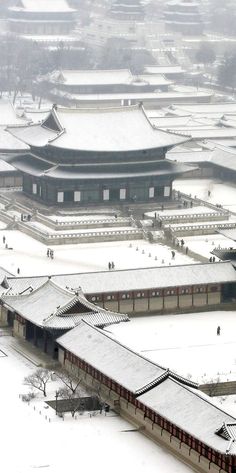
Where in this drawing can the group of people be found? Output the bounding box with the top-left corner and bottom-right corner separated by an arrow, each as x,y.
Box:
20,213 -> 32,222
209,256 -> 216,263
47,248 -> 54,259
3,235 -> 10,249
108,261 -> 115,270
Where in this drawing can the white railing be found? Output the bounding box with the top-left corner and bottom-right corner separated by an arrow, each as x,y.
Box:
170,222 -> 236,232
157,212 -> 226,222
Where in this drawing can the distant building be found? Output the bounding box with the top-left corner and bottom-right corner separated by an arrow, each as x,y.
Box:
7,0 -> 78,44
7,105 -> 191,205
109,0 -> 145,21
40,68 -> 172,94
36,69 -> 213,108
164,0 -> 204,36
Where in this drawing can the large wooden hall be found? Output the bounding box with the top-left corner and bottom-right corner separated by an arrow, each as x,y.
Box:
7,105 -> 192,205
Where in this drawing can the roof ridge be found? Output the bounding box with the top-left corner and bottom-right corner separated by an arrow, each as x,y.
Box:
168,376 -> 236,421
70,319 -> 168,373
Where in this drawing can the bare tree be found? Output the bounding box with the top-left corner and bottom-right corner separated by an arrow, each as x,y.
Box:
54,371 -> 82,395
57,386 -> 83,418
23,368 -> 51,397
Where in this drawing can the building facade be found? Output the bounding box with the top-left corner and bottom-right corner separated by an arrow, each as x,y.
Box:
7,105 -> 191,205
164,0 -> 204,36
57,320 -> 236,473
7,0 -> 77,37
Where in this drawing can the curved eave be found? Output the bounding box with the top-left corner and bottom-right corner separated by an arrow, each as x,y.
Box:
9,155 -> 196,180
47,138 -> 189,154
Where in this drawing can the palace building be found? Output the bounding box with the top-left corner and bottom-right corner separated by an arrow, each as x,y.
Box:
0,261 -> 235,315
7,105 -> 192,206
57,319 -> 236,473
7,0 -> 77,40
164,0 -> 204,36
0,278 -> 129,357
1,262 -> 236,471
109,0 -> 145,21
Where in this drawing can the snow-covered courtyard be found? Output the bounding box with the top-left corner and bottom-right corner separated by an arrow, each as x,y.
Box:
173,178 -> 236,212
0,332 -> 193,473
109,311 -> 236,384
183,233 -> 235,260
0,229 -> 195,277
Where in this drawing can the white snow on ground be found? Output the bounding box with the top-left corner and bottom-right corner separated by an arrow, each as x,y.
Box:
27,221 -> 134,235
0,231 -> 196,276
0,220 -> 6,229
145,205 -> 218,218
109,311 -> 236,384
173,178 -> 236,212
49,214 -> 120,222
216,395 -> 236,418
183,234 -> 236,260
0,333 -> 193,473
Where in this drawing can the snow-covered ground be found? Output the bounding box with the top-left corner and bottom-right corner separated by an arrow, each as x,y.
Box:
28,221 -> 133,235
49,214 -> 121,222
173,178 -> 236,212
216,394 -> 236,418
0,230 -> 196,276
109,311 -> 236,384
183,234 -> 235,260
145,205 -> 219,218
0,333 -> 193,473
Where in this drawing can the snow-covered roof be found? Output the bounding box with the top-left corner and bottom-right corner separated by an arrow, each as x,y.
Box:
50,90 -> 213,103
169,144 -> 236,170
24,108 -> 52,124
0,100 -> 29,126
0,127 -> 30,152
219,229 -> 236,242
57,319 -> 168,394
10,0 -> 76,13
144,65 -> 184,75
2,262 -> 235,299
8,106 -> 188,152
7,123 -> 57,148
148,115 -> 192,128
2,279 -> 129,329
166,103 -> 236,116
0,159 -> 18,172
168,149 -> 212,163
138,377 -> 236,455
210,146 -> 236,172
49,69 -> 134,86
52,261 -> 236,294
9,155 -> 192,180
2,279 -> 79,328
134,74 -> 172,86
167,128 -> 236,140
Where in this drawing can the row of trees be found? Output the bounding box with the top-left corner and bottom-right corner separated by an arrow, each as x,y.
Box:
209,0 -> 236,37
0,35 -> 94,98
194,43 -> 236,92
23,368 -> 107,418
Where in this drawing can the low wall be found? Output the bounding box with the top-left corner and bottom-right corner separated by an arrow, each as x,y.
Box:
17,222 -> 143,245
61,355 -> 225,473
200,381 -> 236,397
